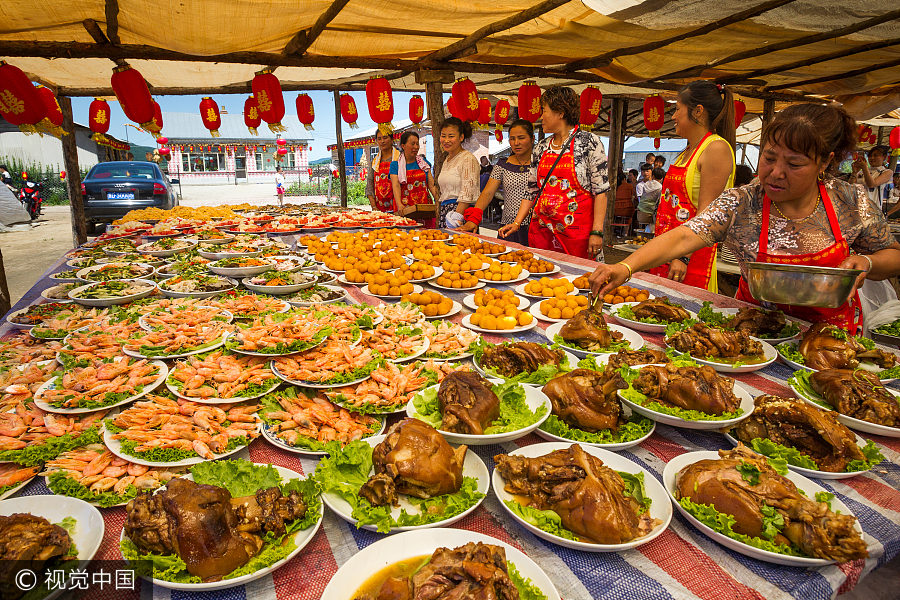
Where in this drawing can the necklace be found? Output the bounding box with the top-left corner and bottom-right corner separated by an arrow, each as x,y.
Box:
774,192 -> 821,223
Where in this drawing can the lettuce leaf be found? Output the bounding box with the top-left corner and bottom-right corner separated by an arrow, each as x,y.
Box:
678,497 -> 802,556
786,370 -> 826,406
120,538 -> 201,584
508,562 -> 549,600
616,302 -> 666,324
47,470 -> 136,507
620,387 -> 744,421
815,491 -> 835,511
503,500 -> 578,541
845,440 -> 886,472
539,414 -> 653,444
749,438 -> 819,471
776,341 -> 805,365
411,381 -> 546,434
618,470 -> 652,513
484,361 -> 568,386
697,302 -> 731,327
190,460 -> 283,497
0,426 -> 101,466
736,461 -> 761,486
553,334 -> 629,353
576,356 -> 605,371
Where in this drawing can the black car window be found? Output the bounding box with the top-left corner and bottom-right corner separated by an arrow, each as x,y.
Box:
89,165 -> 157,180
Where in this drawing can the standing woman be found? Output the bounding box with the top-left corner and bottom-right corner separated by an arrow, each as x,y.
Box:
436,117 -> 480,228
528,86 -> 609,260
366,129 -> 400,212
651,81 -> 736,293
458,119 -> 536,246
390,131 -> 439,227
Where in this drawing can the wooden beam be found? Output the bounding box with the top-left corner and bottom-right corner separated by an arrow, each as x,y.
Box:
283,0 -> 352,57
104,0 -> 120,45
604,97 -> 626,244
564,0 -> 796,72
423,0 -> 573,63
720,36 -> 900,84
415,70 -> 455,84
332,91 -> 348,207
766,56 -> 900,91
58,96 -> 88,246
647,8 -> 900,83
761,98 -> 775,142
424,79 -> 448,176
325,25 -> 466,39
82,19 -> 110,45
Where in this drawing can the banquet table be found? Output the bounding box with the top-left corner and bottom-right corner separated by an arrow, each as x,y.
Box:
4,230 -> 899,600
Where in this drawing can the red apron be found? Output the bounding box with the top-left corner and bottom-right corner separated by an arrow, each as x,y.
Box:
736,183 -> 863,334
650,132 -> 717,290
528,132 -> 594,259
400,166 -> 435,228
373,158 -> 394,212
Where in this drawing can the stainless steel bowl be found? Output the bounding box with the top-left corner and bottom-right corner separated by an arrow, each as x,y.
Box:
745,262 -> 862,308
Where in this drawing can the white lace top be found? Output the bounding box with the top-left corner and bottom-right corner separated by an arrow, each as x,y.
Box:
437,150 -> 480,205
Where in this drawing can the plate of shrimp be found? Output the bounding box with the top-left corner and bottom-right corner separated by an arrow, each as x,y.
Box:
0,462 -> 41,500
166,350 -> 281,403
103,394 -> 261,467
58,320 -> 140,367
0,359 -> 58,413
259,388 -> 384,455
122,318 -> 231,359
207,290 -> 291,319
360,324 -> 430,363
270,342 -> 382,388
34,356 -> 167,414
137,304 -> 233,331
0,406 -> 109,466
224,313 -> 331,356
42,443 -> 185,507
421,320 -> 481,361
373,303 -> 425,327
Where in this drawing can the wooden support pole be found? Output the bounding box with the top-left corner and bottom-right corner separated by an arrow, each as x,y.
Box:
761,99 -> 775,143
332,91 -> 348,207
419,71 -> 453,175
104,0 -> 120,44
0,251 -> 11,315
282,0 -> 352,57
878,126 -> 886,145
58,96 -> 88,246
604,97 -> 627,244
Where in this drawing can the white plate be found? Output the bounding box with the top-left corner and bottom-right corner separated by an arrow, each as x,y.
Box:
285,285 -> 349,307
68,279 -> 157,306
535,405 -> 656,450
407,265 -> 444,283
178,233 -> 235,244
320,528 -> 560,600
677,339 -> 778,374
461,292 -> 530,311
207,259 -> 273,277
477,269 -> 531,285
40,284 -> 77,302
76,262 -> 156,282
222,331 -> 327,358
321,434 -> 489,533
166,375 -> 281,404
617,374 -> 755,430
428,280 -> 485,292
663,451 -> 866,567
777,341 -> 897,382
790,378 -> 900,438
260,417 -> 386,456
197,248 -> 264,261
135,239 -> 197,257
713,307 -> 802,344
544,322 -> 645,357
122,331 -> 227,359
5,306 -> 43,328
337,273 -> 368,286
138,306 -> 233,331
460,313 -> 537,335
513,280 -> 577,299
722,432 -> 875,480
269,360 -> 372,389
473,348 -> 578,386
242,274 -> 316,295
387,336 -> 430,364
33,358 -> 167,414
122,465 -> 323,591
361,284 -> 424,299
103,421 -> 256,468
406,383 -> 550,445
493,442 -> 671,551
610,301 -> 698,333
423,300 -> 462,320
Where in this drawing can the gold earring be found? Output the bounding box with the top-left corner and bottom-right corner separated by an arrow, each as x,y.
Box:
817,171 -> 825,181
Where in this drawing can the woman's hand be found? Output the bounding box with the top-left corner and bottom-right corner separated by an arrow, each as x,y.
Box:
588,263 -> 630,297
838,255 -> 872,295
588,234 -> 603,257
458,221 -> 477,233
498,222 -> 520,238
667,259 -> 687,283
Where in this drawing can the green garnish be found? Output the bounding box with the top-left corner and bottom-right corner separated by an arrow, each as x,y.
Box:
411,381 -> 547,434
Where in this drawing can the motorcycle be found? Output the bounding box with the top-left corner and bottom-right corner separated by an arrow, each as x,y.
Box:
18,179 -> 44,220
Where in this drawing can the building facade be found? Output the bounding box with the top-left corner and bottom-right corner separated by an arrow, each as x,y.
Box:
0,119 -> 130,170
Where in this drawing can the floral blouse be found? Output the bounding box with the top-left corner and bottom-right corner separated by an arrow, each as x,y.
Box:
685,178 -> 896,280
527,129 -> 610,200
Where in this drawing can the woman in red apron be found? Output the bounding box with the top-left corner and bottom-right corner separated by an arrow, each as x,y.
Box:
367,129 -> 400,212
585,103 -> 900,334
390,131 -> 438,228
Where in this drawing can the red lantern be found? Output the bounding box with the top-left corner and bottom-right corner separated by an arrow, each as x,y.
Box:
88,98 -> 110,142
890,126 -> 900,156
159,147 -> 171,157
296,94 -> 315,130
476,98 -> 491,130
654,138 -> 661,150
734,100 -> 746,128
199,97 -> 222,137
517,81 -> 541,123
0,61 -> 46,133
244,96 -> 261,136
59,171 -> 66,180
339,93 -> 360,129
35,86 -> 65,137
450,78 -> 479,122
365,77 -> 394,135
276,138 -> 287,146
409,95 -> 424,125
251,70 -> 286,132
579,86 -> 603,130
644,95 -> 665,148
447,96 -> 466,121
151,100 -> 163,134
493,99 -> 510,141
111,65 -> 157,133
495,130 -> 504,143
156,136 -> 168,145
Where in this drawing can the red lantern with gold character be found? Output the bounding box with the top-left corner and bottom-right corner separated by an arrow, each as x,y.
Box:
451,77 -> 479,122
366,77 -> 394,135
579,86 -> 602,130
644,95 -> 665,147
493,99 -> 510,141
654,138 -> 661,150
734,100 -> 746,128
477,98 -> 491,130
889,126 -> 900,156
88,98 -> 110,142
251,70 -> 286,132
244,96 -> 261,135
296,94 -> 315,130
111,65 -> 157,133
35,86 -> 65,138
151,100 -> 163,134
517,81 -> 541,123
340,93 -> 360,129
0,61 -> 46,133
199,97 -> 222,137
409,95 -> 424,125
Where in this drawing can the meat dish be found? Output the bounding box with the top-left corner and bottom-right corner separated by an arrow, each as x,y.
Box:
665,322 -> 763,361
354,542 -> 520,600
631,298 -> 691,323
559,299 -> 623,350
728,395 -> 866,472
359,418 -> 466,507
124,477 -> 306,581
725,307 -> 787,338
480,341 -> 563,378
437,371 -> 500,435
495,444 -> 656,544
810,369 -> 900,428
0,513 -> 74,600
542,369 -> 626,432
799,323 -> 897,371
631,364 -> 741,415
676,445 -> 867,562
606,348 -> 670,371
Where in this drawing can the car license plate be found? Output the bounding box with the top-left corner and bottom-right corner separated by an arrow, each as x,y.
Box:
107,192 -> 135,200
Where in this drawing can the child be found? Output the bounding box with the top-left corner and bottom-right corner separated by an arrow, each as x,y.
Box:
274,166 -> 285,207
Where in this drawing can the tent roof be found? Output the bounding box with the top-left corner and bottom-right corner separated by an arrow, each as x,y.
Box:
2,1 -> 899,120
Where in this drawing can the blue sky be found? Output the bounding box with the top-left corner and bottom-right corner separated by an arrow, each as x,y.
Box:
72,90 -> 426,161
